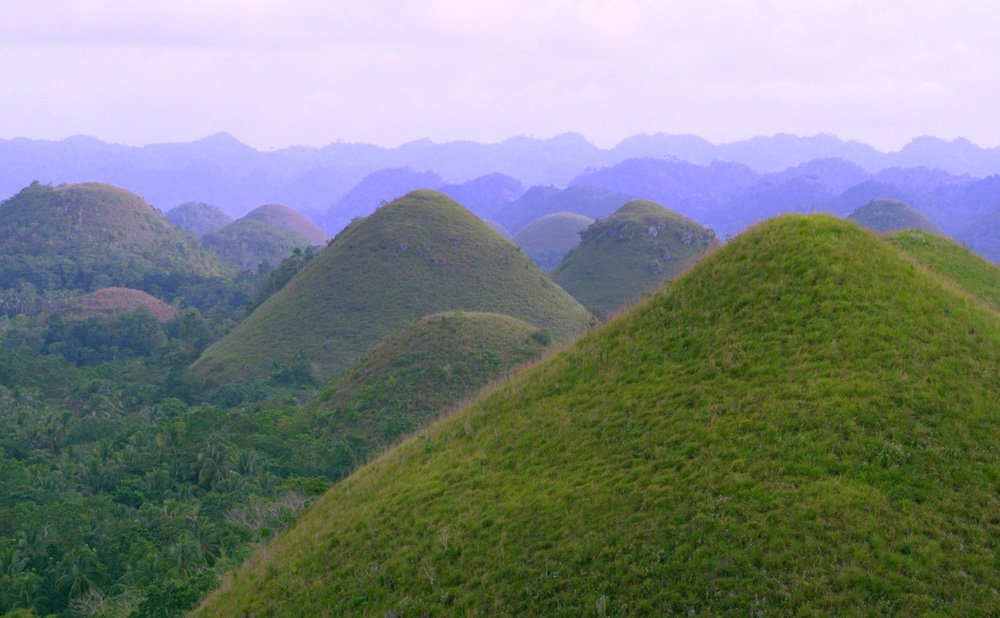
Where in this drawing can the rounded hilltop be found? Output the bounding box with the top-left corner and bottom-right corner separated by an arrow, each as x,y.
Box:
192,189 -> 591,383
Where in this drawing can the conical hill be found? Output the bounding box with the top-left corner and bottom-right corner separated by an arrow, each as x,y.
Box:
165,201 -> 231,237
848,198 -> 946,236
512,211 -> 593,270
306,311 -> 551,473
195,215 -> 1000,616
65,287 -> 178,322
0,182 -> 226,293
202,219 -> 313,271
550,199 -> 718,316
242,203 -> 328,246
191,190 -> 592,383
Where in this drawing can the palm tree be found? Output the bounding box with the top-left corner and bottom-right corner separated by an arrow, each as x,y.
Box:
55,546 -> 103,599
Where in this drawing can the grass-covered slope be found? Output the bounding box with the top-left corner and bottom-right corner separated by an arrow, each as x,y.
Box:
192,190 -> 592,383
886,229 -> 1000,311
66,286 -> 177,322
512,212 -> 594,271
196,214 -> 1000,616
848,198 -> 946,236
0,182 -> 226,293
202,219 -> 313,271
308,311 -> 550,463
550,199 -> 718,316
242,203 -> 328,246
165,201 -> 232,237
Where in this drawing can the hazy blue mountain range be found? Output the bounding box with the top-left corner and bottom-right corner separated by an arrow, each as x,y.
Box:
4,132 -> 1000,221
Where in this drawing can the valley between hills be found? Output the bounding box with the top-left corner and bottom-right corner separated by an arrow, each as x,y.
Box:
1,134 -> 1000,616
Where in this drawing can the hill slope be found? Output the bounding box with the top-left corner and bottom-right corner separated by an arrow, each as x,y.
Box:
307,311 -> 550,469
192,190 -> 592,382
512,212 -> 593,270
0,182 -> 226,294
165,201 -> 232,237
195,214 -> 1000,616
65,287 -> 178,322
848,198 -> 946,235
550,199 -> 718,316
202,219 -> 313,271
241,203 -> 328,246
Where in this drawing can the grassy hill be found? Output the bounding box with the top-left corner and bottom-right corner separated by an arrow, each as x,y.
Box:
550,199 -> 718,316
194,214 -> 1000,616
848,198 -> 946,235
0,181 -> 227,294
306,311 -> 550,467
242,203 -> 328,246
202,219 -> 313,271
495,185 -> 634,234
64,286 -> 177,322
192,190 -> 592,383
885,229 -> 1000,311
165,201 -> 232,237
512,212 -> 594,270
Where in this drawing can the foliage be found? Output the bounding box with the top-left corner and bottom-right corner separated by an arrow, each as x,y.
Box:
164,203 -> 231,238
196,215 -> 1000,616
240,204 -> 327,246
201,220 -> 313,273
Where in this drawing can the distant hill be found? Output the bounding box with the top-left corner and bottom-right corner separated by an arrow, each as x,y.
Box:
495,185 -> 633,234
761,157 -> 871,193
848,198 -> 947,236
63,287 -> 178,322
0,181 -> 227,295
202,219 -> 313,272
165,201 -> 232,237
955,205 -> 1000,264
241,203 -> 328,246
194,214 -> 1000,616
192,190 -> 592,383
483,219 -> 512,239
512,212 -> 593,270
550,199 -> 718,316
318,168 -> 444,234
439,173 -> 525,219
308,311 -> 550,469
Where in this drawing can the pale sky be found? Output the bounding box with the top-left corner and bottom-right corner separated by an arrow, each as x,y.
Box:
1,0 -> 998,151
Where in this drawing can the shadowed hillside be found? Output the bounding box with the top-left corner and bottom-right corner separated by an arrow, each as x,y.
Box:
192,190 -> 592,383
194,214 -> 1000,616
165,201 -> 232,237
551,199 -> 718,316
512,212 -> 593,270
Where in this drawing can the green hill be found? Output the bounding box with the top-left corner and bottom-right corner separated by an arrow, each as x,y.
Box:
202,218 -> 313,271
512,212 -> 594,270
242,203 -> 329,246
165,201 -> 232,237
64,286 -> 177,322
848,198 -> 946,236
194,214 -> 1000,616
886,229 -> 1000,311
0,181 -> 227,294
550,199 -> 718,316
955,205 -> 1000,265
192,190 -> 592,383
307,311 -> 550,467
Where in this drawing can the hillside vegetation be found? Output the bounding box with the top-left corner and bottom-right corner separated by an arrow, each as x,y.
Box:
305,311 -> 551,469
512,212 -> 593,270
65,286 -> 178,322
241,203 -> 328,246
196,214 -> 1000,616
165,201 -> 232,237
848,198 -> 946,236
551,199 -> 718,316
0,182 -> 226,294
202,219 -> 313,271
192,190 -> 592,383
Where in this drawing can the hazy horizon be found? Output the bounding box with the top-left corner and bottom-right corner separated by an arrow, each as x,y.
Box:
3,1 -> 999,152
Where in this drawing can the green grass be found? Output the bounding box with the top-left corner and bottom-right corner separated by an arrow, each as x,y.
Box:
512,212 -> 594,271
194,214 -> 1000,616
192,190 -> 592,383
242,203 -> 328,246
304,311 -> 551,466
848,198 -> 946,236
550,199 -> 718,316
886,229 -> 1000,311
